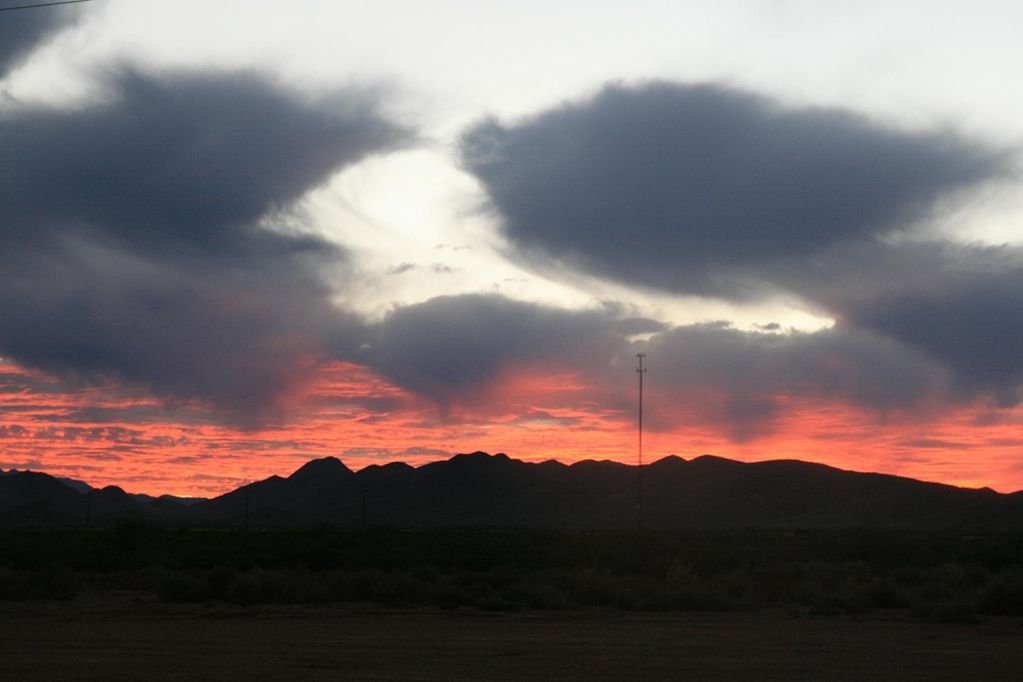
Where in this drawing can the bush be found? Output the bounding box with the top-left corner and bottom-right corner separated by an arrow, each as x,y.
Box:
869,578 -> 904,609
158,570 -> 209,603
28,565 -> 77,600
501,579 -> 571,610
0,568 -> 29,600
980,572 -> 1023,615
227,572 -> 263,605
649,583 -> 728,611
207,567 -> 237,600
564,568 -> 618,607
912,596 -> 980,624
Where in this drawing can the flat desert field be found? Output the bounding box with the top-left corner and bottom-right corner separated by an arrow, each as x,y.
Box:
2,596 -> 1022,681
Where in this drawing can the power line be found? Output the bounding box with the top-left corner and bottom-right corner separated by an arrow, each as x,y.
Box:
0,0 -> 96,13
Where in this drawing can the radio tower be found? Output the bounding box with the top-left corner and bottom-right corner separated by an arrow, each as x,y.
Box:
636,352 -> 646,531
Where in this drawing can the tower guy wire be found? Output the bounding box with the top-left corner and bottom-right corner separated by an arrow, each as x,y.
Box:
636,352 -> 646,531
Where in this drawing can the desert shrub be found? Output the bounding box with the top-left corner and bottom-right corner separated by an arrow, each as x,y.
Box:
501,578 -> 570,610
914,579 -> 954,606
609,575 -> 649,610
158,570 -> 209,603
226,571 -> 263,605
223,568 -> 303,604
304,546 -> 342,571
980,571 -> 1023,615
476,593 -> 517,611
664,559 -> 700,586
925,563 -> 971,590
254,569 -> 295,602
648,582 -> 728,611
912,595 -> 980,624
750,565 -> 794,603
345,568 -> 385,602
206,566 -> 237,600
562,568 -> 617,607
959,563 -> 992,589
370,569 -> 419,603
429,580 -> 478,609
827,578 -> 874,614
411,564 -> 439,583
28,565 -> 77,600
868,578 -> 905,609
299,570 -> 345,603
5,528 -> 1021,614
891,566 -> 926,587
0,568 -> 29,600
909,572 -> 983,624
720,568 -> 758,605
327,568 -> 428,605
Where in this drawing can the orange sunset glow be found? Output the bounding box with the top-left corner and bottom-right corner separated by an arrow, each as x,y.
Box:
5,359 -> 1023,497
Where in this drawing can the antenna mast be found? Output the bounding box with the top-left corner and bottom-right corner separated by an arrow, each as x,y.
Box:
636,352 -> 646,531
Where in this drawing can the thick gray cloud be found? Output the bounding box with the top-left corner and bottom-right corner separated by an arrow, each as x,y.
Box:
646,322 -> 946,411
839,262 -> 1023,407
363,294 -> 622,408
462,81 -> 1007,297
643,322 -> 948,440
0,69 -> 402,255
764,240 -> 1023,408
459,81 -> 1023,420
359,293 -> 950,438
0,67 -> 407,423
0,0 -> 78,78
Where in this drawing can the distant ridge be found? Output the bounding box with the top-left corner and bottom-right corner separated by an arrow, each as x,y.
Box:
289,456 -> 353,482
2,453 -> 1022,530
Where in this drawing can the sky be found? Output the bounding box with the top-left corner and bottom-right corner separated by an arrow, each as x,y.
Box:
3,0 -> 1023,496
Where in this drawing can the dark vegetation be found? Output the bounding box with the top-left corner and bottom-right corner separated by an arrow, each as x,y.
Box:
3,526 -> 1023,624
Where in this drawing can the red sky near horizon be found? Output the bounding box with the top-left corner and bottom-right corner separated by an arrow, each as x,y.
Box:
4,359 -> 1023,498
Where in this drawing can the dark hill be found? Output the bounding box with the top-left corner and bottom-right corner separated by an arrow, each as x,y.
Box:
0,470 -> 187,527
289,456 -> 352,483
4,454 -> 1023,530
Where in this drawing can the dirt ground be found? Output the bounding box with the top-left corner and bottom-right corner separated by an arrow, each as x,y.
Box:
1,595 -> 1022,681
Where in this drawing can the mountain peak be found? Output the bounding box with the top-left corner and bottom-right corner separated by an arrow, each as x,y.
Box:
289,457 -> 352,481
650,454 -> 686,467
446,451 -> 511,466
689,454 -> 743,467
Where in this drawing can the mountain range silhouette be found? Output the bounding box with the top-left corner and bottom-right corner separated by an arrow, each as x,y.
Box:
3,452 -> 1022,530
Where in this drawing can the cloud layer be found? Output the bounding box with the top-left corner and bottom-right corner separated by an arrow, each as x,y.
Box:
841,261 -> 1023,406
356,293 -> 954,440
0,0 -> 78,78
4,30 -> 1021,448
463,81 -> 1007,297
363,294 -> 622,409
0,67 -> 407,422
456,81 -> 1023,425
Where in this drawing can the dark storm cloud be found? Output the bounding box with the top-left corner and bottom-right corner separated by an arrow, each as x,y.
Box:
643,322 -> 949,439
459,79 -> 1023,414
0,68 -> 404,255
363,294 -> 623,407
0,0 -> 79,78
358,293 -> 950,439
0,67 -> 408,422
462,81 -> 1008,297
841,263 -> 1023,406
766,239 -> 1023,408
